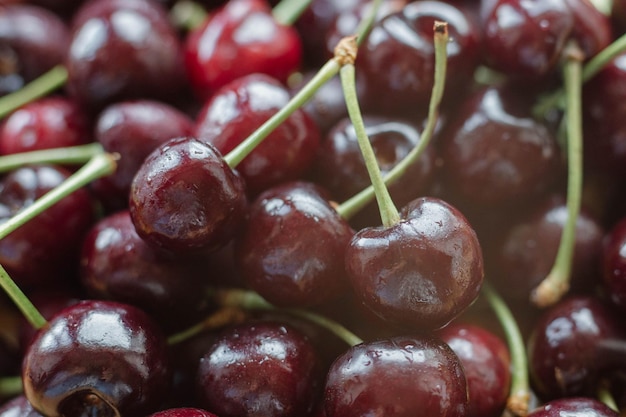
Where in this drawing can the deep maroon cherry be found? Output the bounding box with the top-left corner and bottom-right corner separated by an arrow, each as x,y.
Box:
438,322 -> 511,417
80,210 -> 213,330
195,73 -> 321,196
235,181 -> 354,307
65,0 -> 186,109
0,164 -> 96,290
0,4 -> 69,96
439,85 -> 562,209
129,136 -> 248,253
91,99 -> 194,211
345,196 -> 484,331
184,0 -> 302,100
22,300 -> 170,417
196,321 -> 323,417
356,1 -> 480,117
528,397 -> 619,417
0,97 -> 90,155
324,336 -> 468,417
527,295 -> 626,399
601,215 -> 626,312
148,409 -> 219,417
0,395 -> 44,417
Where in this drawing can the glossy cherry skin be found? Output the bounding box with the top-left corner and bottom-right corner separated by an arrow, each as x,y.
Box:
345,196 -> 484,331
356,1 -> 480,117
324,336 -> 469,417
0,4 -> 69,96
440,85 -> 561,208
80,210 -> 213,330
0,395 -> 44,417
0,97 -> 90,155
527,296 -> 626,399
528,397 -> 619,417
196,321 -> 323,417
65,0 -> 186,109
129,136 -> 248,253
91,100 -> 194,211
185,0 -> 302,100
0,164 -> 96,289
195,73 -> 321,196
148,409 -> 219,417
438,322 -> 511,417
480,0 -> 610,80
22,300 -> 170,417
235,181 -> 354,307
494,195 -> 603,301
601,216 -> 626,311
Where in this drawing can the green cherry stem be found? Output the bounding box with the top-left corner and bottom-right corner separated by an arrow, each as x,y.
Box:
0,376 -> 23,398
336,21 -> 449,221
481,281 -> 530,417
272,0 -> 312,26
0,264 -> 46,330
597,380 -> 619,412
0,65 -> 68,120
337,36 -> 400,227
531,42 -> 584,308
169,0 -> 209,31
167,306 -> 247,345
0,143 -> 105,173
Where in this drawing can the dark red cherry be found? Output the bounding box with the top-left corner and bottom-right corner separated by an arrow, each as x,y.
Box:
0,97 -> 90,155
184,0 -> 302,100
527,296 -> 626,399
345,196 -> 484,331
324,335 -> 468,417
22,300 -> 170,417
438,322 -> 511,417
196,321 -> 323,417
528,397 -> 619,417
80,210 -> 212,330
235,181 -> 354,307
195,73 -> 321,196
602,216 -> 626,312
0,395 -> 44,417
148,409 -> 218,417
66,0 -> 186,109
0,4 -> 69,96
439,85 -> 561,209
91,100 -> 194,211
129,136 -> 248,253
356,1 -> 480,117
0,165 -> 96,290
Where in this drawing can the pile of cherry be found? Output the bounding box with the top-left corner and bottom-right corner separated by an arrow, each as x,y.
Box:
2,0 -> 626,416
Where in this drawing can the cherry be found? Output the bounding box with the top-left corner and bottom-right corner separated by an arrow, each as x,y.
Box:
0,97 -> 90,155
22,300 -> 170,417
0,164 -> 96,290
438,322 -> 511,417
601,215 -> 626,312
91,99 -> 194,211
195,73 -> 321,196
184,0 -> 302,100
527,295 -> 626,399
129,136 -> 248,253
0,395 -> 44,417
148,409 -> 219,417
356,1 -> 480,117
0,4 -> 69,96
345,196 -> 484,331
439,85 -> 562,209
66,0 -> 186,109
324,335 -> 469,417
528,397 -> 619,417
235,181 -> 354,307
196,320 -> 323,417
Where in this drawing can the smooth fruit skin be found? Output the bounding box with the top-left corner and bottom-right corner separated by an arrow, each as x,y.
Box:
324,336 -> 469,417
196,321 -> 322,417
185,0 -> 302,100
129,136 -> 248,253
603,216 -> 626,311
528,397 -> 619,417
345,197 -> 484,331
22,300 -> 170,417
0,395 -> 44,417
147,408 -> 218,417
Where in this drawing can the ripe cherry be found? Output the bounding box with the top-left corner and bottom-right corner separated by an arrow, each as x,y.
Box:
528,397 -> 619,417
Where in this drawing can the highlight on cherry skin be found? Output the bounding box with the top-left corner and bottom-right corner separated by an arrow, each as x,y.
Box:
1,0 -> 626,416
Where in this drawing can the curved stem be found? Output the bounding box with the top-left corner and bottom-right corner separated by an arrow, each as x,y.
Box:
0,65 -> 68,120
482,281 -> 530,417
0,265 -> 46,329
272,0 -> 312,26
355,0 -> 382,46
531,42 -> 584,308
0,143 -> 104,173
336,22 -> 449,220
597,380 -> 619,412
167,306 -> 247,345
